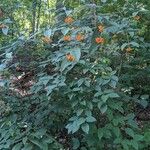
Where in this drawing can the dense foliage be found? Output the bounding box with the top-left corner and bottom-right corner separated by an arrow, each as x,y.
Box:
0,0 -> 150,149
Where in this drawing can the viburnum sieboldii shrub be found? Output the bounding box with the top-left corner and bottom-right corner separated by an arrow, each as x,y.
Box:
32,1 -> 148,149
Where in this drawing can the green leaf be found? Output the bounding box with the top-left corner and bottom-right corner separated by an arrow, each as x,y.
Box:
131,140 -> 138,150
77,78 -> 84,87
76,109 -> 83,116
80,100 -> 86,106
61,27 -> 70,35
113,127 -> 120,137
100,104 -> 107,114
71,121 -> 80,133
22,136 -> 28,145
87,102 -> 93,110
0,64 -> 6,72
29,138 -> 47,149
134,134 -> 144,141
65,10 -> 72,15
121,43 -> 128,50
60,59 -> 72,72
86,116 -> 96,122
130,42 -> 139,47
139,99 -> 148,108
12,143 -> 22,150
84,80 -> 90,87
101,0 -> 107,3
71,47 -> 81,62
122,140 -> 129,150
72,138 -> 80,150
140,94 -> 149,100
144,131 -> 150,142
101,95 -> 109,102
108,93 -> 119,98
98,101 -> 103,109
81,123 -> 89,134
46,85 -> 57,95
98,128 -> 103,140
2,26 -> 9,35
125,128 -> 134,137
22,144 -> 33,150
32,128 -> 47,138
44,28 -> 52,37
85,110 -> 92,116
77,117 -> 86,126
113,119 -> 119,126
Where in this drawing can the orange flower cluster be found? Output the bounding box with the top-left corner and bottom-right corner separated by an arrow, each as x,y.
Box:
63,35 -> 71,41
76,34 -> 84,41
126,47 -> 132,53
42,36 -> 52,44
95,37 -> 105,44
66,53 -> 75,62
98,25 -> 104,32
64,16 -> 74,24
0,24 -> 7,28
134,15 -> 140,21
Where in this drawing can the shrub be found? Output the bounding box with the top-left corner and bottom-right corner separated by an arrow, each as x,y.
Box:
0,0 -> 150,149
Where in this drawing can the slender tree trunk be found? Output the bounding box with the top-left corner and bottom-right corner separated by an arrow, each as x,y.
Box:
32,0 -> 37,34
36,0 -> 41,32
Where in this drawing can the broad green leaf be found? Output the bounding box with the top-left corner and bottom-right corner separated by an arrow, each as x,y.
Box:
76,109 -> 84,116
98,128 -> 103,140
0,64 -> 6,71
29,138 -> 48,150
131,140 -> 138,150
122,140 -> 129,150
100,105 -> 107,114
108,93 -> 119,98
121,43 -> 128,50
86,116 -> 96,122
101,0 -> 107,3
77,117 -> 86,126
125,128 -> 134,137
44,28 -> 52,37
81,123 -> 89,134
139,99 -> 148,108
72,138 -> 80,150
72,121 -> 80,133
71,47 -> 81,62
22,144 -> 33,150
46,85 -> 57,95
134,134 -> 144,141
61,27 -> 70,35
60,59 -> 72,72
101,95 -> 109,102
12,143 -> 22,150
2,26 -> 9,35
130,41 -> 139,47
22,136 -> 28,145
112,127 -> 120,137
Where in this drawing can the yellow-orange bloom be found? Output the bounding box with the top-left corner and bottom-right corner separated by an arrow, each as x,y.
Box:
98,25 -> 104,32
134,15 -> 140,21
42,36 -> 52,44
64,16 -> 74,24
66,53 -> 75,62
63,35 -> 71,41
95,37 -> 105,44
76,34 -> 84,41
126,47 -> 132,53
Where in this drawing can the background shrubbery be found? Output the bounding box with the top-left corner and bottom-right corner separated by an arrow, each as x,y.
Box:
0,0 -> 150,149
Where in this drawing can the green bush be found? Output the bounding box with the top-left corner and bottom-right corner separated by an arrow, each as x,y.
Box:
0,0 -> 150,149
